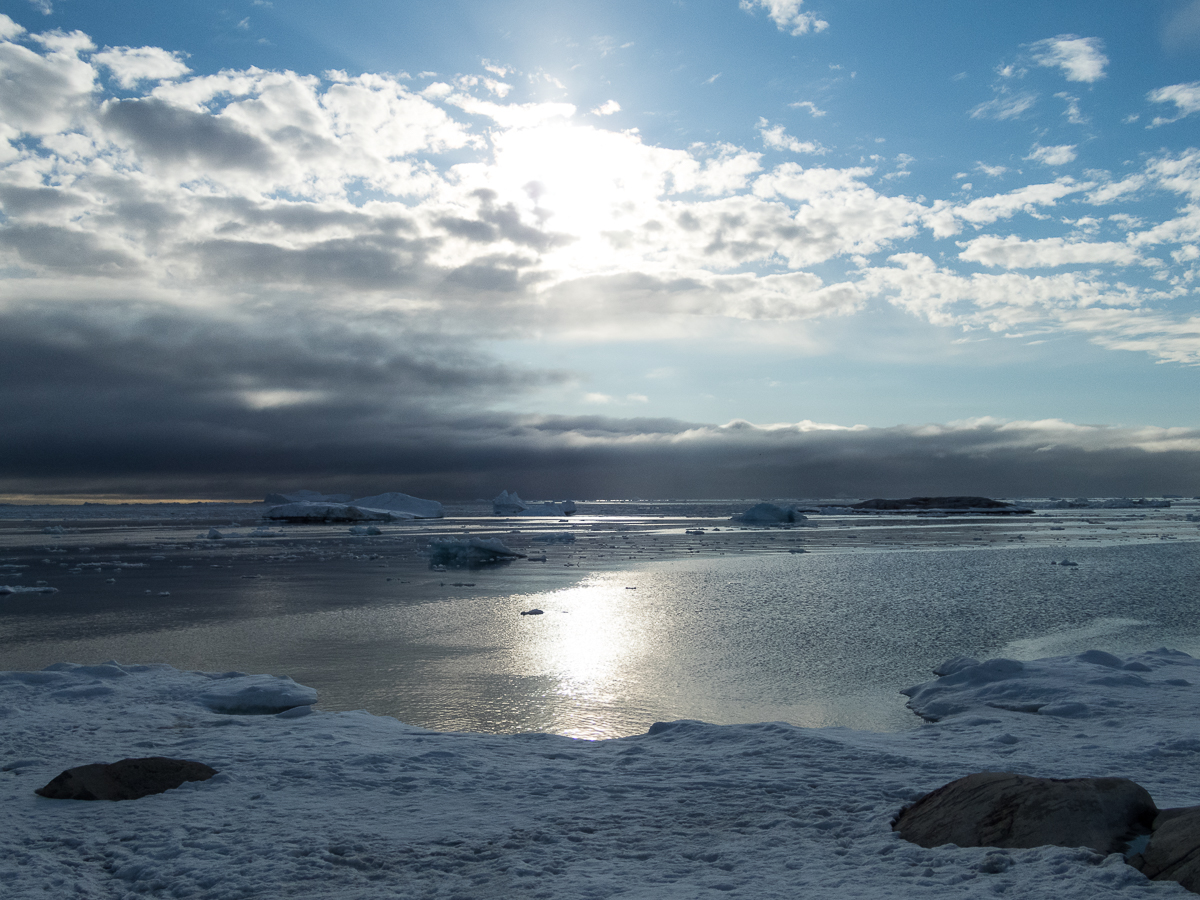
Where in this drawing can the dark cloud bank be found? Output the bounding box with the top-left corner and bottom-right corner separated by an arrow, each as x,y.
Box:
2,303 -> 1197,501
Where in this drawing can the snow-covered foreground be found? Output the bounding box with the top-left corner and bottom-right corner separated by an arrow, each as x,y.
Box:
5,652 -> 1200,898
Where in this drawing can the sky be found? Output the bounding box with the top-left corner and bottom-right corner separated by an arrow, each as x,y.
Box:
1,0 -> 1199,500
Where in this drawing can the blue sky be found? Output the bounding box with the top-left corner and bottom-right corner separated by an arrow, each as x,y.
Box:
1,0 -> 1199,498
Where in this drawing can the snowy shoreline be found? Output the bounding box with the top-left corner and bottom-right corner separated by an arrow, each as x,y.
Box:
5,651 -> 1200,898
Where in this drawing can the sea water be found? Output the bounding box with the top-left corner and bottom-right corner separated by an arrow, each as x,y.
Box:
1,502 -> 1197,738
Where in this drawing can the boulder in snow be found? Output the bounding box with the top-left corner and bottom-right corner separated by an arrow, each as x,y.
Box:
35,757 -> 218,802
894,771 -> 1156,855
1133,806 -> 1200,892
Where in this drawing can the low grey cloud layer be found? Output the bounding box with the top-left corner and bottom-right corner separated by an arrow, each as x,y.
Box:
1,18 -> 1198,498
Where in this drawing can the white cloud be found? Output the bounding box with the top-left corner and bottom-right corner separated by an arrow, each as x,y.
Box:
93,46 -> 191,89
1028,35 -> 1108,82
969,92 -> 1036,120
1025,143 -> 1077,166
590,99 -> 620,116
1055,92 -> 1087,124
957,235 -> 1143,269
2,24 -> 1200,372
739,0 -> 829,36
29,0 -> 52,14
0,15 -> 25,39
757,118 -> 824,155
703,73 -> 721,85
788,100 -> 825,117
1148,81 -> 1200,127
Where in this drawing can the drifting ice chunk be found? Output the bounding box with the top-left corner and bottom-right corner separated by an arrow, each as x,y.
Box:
198,673 -> 317,714
0,585 -> 59,594
733,502 -> 808,525
428,538 -> 526,567
350,492 -> 443,519
348,525 -> 382,536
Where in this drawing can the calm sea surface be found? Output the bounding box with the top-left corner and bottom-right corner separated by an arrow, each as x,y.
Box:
1,500 -> 1198,737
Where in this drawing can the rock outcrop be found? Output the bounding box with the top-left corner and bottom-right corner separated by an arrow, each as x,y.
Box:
35,757 -> 217,801
893,772 -> 1156,855
1132,806 -> 1200,892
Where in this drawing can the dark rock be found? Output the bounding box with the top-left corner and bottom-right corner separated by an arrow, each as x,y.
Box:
851,496 -> 1032,514
1134,806 -> 1200,892
520,608 -> 544,616
893,772 -> 1156,854
35,757 -> 218,801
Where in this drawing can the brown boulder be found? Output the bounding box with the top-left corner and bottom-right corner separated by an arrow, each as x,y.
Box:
1133,806 -> 1200,892
894,772 -> 1156,855
35,756 -> 218,801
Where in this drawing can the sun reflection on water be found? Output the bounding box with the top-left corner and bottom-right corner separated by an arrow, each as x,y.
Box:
515,573 -> 651,738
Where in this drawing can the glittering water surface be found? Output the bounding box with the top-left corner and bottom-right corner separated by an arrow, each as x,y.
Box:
1,501 -> 1198,737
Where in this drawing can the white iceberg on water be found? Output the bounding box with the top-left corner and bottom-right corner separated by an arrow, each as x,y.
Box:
492,491 -> 576,516
263,489 -> 443,522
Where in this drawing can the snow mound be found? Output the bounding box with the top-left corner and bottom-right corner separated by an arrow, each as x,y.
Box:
903,648 -> 1200,723
733,502 -> 808,525
428,537 -> 526,567
197,673 -> 318,714
350,492 -> 443,519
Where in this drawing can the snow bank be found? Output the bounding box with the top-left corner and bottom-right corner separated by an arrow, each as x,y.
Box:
902,648 -> 1200,723
350,492 -> 444,519
6,651 -> 1200,898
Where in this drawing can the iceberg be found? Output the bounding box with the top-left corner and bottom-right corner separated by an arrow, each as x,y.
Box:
263,502 -> 396,523
427,537 -> 526,567
733,502 -> 809,525
350,492 -> 443,519
492,491 -> 576,516
262,490 -> 352,505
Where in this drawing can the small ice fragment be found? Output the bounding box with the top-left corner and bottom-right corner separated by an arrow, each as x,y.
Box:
0,585 -> 59,594
348,525 -> 382,536
207,528 -> 224,540
1059,559 -> 1079,566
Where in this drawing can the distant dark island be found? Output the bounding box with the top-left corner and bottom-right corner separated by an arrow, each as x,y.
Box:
850,496 -> 1033,515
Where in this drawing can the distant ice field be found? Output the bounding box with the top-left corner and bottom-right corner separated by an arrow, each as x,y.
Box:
0,500 -> 1197,737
